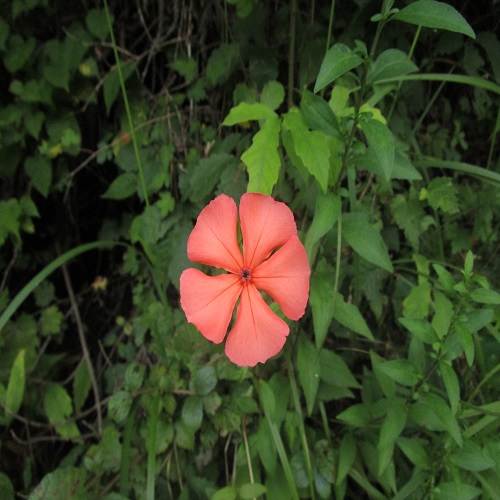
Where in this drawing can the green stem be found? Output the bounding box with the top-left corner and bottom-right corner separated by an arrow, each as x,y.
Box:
325,0 -> 336,52
287,0 -> 297,108
146,393 -> 160,500
287,355 -> 316,500
103,0 -> 150,211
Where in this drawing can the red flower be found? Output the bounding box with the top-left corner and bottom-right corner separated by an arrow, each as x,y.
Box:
180,193 -> 310,366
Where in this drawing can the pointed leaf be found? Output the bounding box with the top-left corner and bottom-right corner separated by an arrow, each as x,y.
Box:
342,212 -> 393,272
223,102 -> 276,125
314,44 -> 363,93
392,1 -> 475,39
367,49 -> 418,84
298,340 -> 320,416
333,292 -> 373,340
5,350 -> 25,424
360,119 -> 395,181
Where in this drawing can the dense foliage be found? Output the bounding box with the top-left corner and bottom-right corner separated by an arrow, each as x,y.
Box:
1,0 -> 499,498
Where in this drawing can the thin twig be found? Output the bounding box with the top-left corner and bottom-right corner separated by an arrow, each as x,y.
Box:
60,259 -> 103,436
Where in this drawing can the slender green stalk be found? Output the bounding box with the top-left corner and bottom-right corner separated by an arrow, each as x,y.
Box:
387,25 -> 421,122
486,106 -> 500,170
146,393 -> 160,500
287,0 -> 297,108
287,356 -> 316,500
120,398 -> 140,497
0,241 -> 124,333
103,0 -> 150,210
325,0 -> 336,52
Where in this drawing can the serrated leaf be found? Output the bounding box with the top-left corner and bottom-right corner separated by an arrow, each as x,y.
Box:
392,1 -> 475,39
86,8 -> 110,39
314,43 -> 363,93
360,118 -> 395,181
242,114 -> 281,194
43,385 -> 80,439
282,109 -> 330,192
108,391 -> 132,423
40,305 -> 63,335
29,467 -> 88,500
425,177 -> 459,214
206,43 -> 238,87
332,292 -> 374,340
192,366 -> 217,395
5,350 -> 25,424
102,172 -> 137,200
367,49 -> 418,84
223,102 -> 276,125
4,35 -> 36,73
342,212 -> 393,272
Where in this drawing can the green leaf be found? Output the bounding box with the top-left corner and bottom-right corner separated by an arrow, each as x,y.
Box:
182,396 -> 203,431
86,8 -> 111,39
24,155 -> 52,198
320,349 -> 361,389
261,80 -> 285,110
397,437 -> 431,469
223,102 -> 276,125
43,385 -> 80,439
450,440 -> 495,472
0,16 -> 9,52
242,114 -> 281,195
304,193 -> 341,257
206,43 -> 238,87
432,290 -> 454,339
411,393 -> 462,446
211,486 -> 237,500
336,433 -> 357,485
332,292 -> 374,340
455,323 -> 474,367
101,172 -> 137,200
392,1 -> 475,39
239,483 -> 267,499
29,468 -> 88,500
0,472 -> 14,500
300,89 -> 339,136
108,391 -> 133,424
469,287 -> 500,305
399,318 -> 439,344
5,349 -> 25,423
342,212 -> 393,272
171,57 -> 197,81
423,176 -> 459,214
337,404 -> 371,427
367,49 -> 418,84
379,359 -> 420,386
73,362 -> 92,413
309,265 -> 334,348
297,340 -> 320,416
103,62 -> 136,115
402,282 -> 432,319
314,43 -> 363,93
4,35 -> 36,73
282,109 -> 330,192
439,362 -> 460,415
192,366 -> 217,395
0,198 -> 22,246
378,399 -> 407,475
40,305 -> 63,335
360,119 -> 395,181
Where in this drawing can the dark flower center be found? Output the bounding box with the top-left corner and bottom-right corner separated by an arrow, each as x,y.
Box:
238,266 -> 252,282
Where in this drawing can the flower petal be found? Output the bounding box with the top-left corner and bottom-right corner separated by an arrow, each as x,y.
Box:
180,268 -> 242,343
187,194 -> 243,273
240,193 -> 297,269
225,284 -> 289,366
252,235 -> 310,320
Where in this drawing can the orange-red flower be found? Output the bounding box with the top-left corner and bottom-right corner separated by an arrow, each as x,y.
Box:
180,193 -> 310,366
